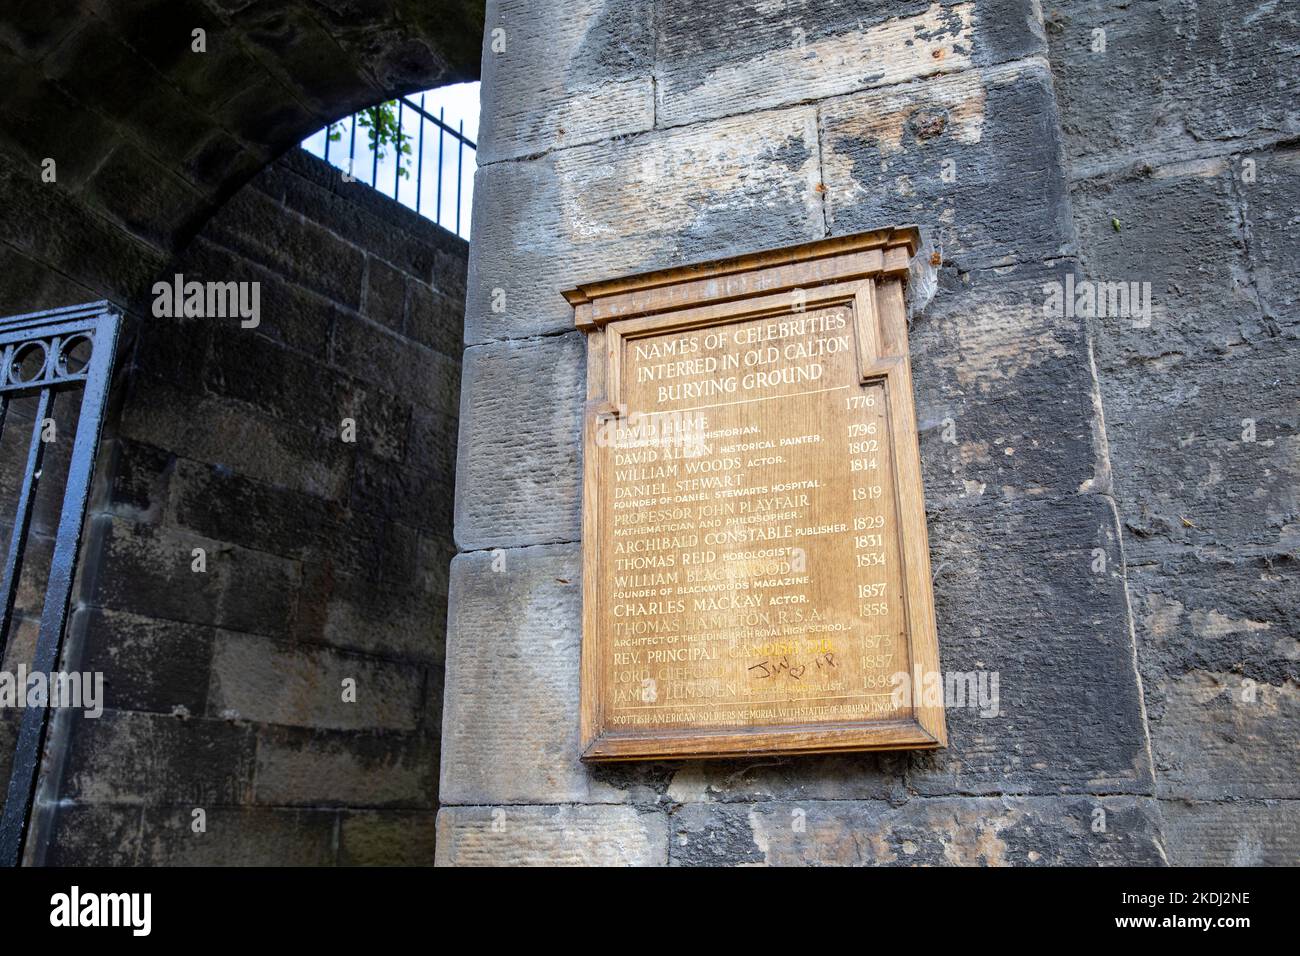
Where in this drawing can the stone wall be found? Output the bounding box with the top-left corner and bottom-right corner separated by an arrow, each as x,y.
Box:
0,3 -> 481,865
437,0 -> 1297,865
12,149 -> 466,865
0,0 -> 1293,868
1046,0 -> 1299,865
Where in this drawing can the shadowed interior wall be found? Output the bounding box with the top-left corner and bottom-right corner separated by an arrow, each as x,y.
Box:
24,149 -> 465,865
436,0 -> 1297,866
0,1 -> 481,864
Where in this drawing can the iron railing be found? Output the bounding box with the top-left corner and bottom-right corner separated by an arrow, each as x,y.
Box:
316,94 -> 476,238
0,302 -> 121,866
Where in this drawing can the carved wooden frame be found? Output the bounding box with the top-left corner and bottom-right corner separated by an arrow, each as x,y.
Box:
564,227 -> 945,761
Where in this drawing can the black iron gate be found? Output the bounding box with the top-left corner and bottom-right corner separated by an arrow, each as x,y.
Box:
0,301 -> 120,866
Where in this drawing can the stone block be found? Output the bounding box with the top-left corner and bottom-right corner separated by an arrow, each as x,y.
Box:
164,456 -> 337,561
253,726 -> 436,808
466,104 -> 823,344
909,494 -> 1151,795
201,329 -> 412,462
655,0 -> 1045,128
331,312 -> 461,417
0,242 -> 99,317
82,141 -> 208,252
911,259 -> 1102,510
663,753 -> 909,806
1073,160 -> 1265,368
207,631 -> 425,732
1046,0 -> 1300,175
339,810 -> 439,866
454,333 -> 584,550
478,0 -> 656,163
0,153 -> 168,303
85,515 -> 299,638
204,185 -> 365,310
101,0 -> 261,105
38,19 -> 172,138
201,311 -> 345,417
440,544 -> 603,804
138,807 -> 337,866
415,534 -> 457,601
163,457 -> 426,589
0,0 -> 83,59
1161,799 -> 1300,866
61,710 -> 257,805
101,438 -> 174,523
130,313 -> 212,391
363,255 -> 407,333
340,380 -> 413,464
405,406 -> 460,481
436,805 -> 668,866
1129,553 -> 1298,801
1094,347 -> 1298,557
237,5 -> 366,119
303,0 -> 482,91
669,796 -> 1165,866
40,17 -> 216,171
1245,145 -> 1300,331
117,377 -> 354,504
265,149 -> 466,287
351,453 -> 455,535
0,60 -> 119,190
177,235 -> 341,360
293,565 -> 447,664
215,73 -> 320,155
821,59 -> 1074,271
78,607 -> 214,717
1147,671 -> 1298,802
434,244 -> 468,304
181,129 -> 265,193
40,804 -> 143,866
406,280 -> 464,359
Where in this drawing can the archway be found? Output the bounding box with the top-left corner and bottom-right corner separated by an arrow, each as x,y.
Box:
0,1 -> 485,865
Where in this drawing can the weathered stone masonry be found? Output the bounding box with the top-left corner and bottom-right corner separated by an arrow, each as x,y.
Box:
1,149 -> 467,865
1047,0 -> 1299,865
438,0 -> 1297,865
0,2 -> 480,864
0,0 -> 1292,867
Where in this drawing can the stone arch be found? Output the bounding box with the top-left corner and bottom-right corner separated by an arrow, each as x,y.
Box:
0,1 -> 483,315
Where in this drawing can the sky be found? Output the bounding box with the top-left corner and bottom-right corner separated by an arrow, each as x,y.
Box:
301,82 -> 481,239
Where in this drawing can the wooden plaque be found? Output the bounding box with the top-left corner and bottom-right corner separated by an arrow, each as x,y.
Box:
564,227 -> 945,761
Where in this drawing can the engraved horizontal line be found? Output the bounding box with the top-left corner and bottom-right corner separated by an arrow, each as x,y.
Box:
613,691 -> 899,711
632,383 -> 850,416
